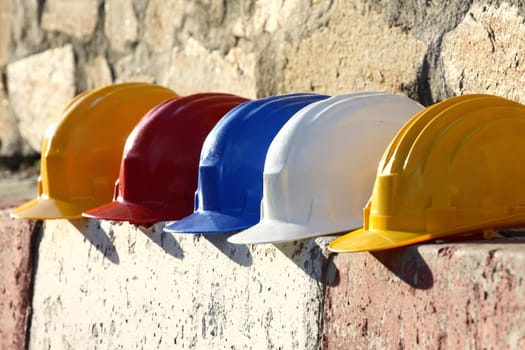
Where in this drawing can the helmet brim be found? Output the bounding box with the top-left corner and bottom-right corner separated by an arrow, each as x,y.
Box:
10,197 -> 88,220
227,219 -> 354,245
164,210 -> 258,234
328,228 -> 435,252
82,200 -> 190,225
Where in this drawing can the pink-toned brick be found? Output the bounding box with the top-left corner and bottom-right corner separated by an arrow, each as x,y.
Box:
323,240 -> 525,349
0,207 -> 38,350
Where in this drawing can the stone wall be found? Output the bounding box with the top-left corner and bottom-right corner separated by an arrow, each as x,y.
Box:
2,0 -> 525,157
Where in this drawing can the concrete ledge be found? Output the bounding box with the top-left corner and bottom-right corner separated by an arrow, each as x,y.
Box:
27,219 -> 525,349
29,220 -> 330,349
0,207 -> 39,350
323,239 -> 525,349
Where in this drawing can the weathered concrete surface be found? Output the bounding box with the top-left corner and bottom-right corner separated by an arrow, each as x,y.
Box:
0,207 -> 39,350
29,220 -> 329,349
6,45 -> 76,153
323,240 -> 525,349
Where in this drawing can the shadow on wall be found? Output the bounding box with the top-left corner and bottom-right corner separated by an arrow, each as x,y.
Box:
66,218 -> 341,284
69,219 -> 120,264
371,235 -> 525,290
203,233 -> 253,267
372,246 -> 434,290
139,224 -> 185,260
274,239 -> 340,287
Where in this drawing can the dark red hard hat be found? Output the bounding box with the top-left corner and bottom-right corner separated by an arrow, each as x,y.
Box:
83,93 -> 249,224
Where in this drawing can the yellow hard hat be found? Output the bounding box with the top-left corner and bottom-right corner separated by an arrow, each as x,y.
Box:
11,83 -> 177,220
330,94 -> 525,252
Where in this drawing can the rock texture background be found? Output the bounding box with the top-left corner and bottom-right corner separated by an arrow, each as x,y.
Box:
3,1 -> 525,349
2,0 -> 524,157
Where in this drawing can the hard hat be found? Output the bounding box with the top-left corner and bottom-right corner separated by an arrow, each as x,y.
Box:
228,93 -> 424,245
82,93 -> 249,224
329,94 -> 525,252
10,83 -> 177,220
164,93 -> 329,234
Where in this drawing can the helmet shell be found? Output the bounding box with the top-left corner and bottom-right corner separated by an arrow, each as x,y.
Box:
164,93 -> 329,233
228,93 -> 423,244
83,93 -> 249,224
11,83 -> 177,219
330,94 -> 525,252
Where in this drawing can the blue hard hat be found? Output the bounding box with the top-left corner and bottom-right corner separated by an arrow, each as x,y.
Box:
164,93 -> 329,234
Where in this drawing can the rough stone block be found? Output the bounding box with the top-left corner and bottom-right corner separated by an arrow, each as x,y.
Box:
10,0 -> 44,60
0,0 -> 12,66
28,220 -> 328,349
231,0 -> 332,41
104,0 -> 138,52
144,0 -> 184,52
0,76 -> 21,156
442,3 -> 525,103
0,207 -> 39,350
41,0 -> 98,39
85,56 -> 113,90
281,1 -> 426,95
232,0 -> 298,38
168,38 -> 256,98
323,240 -> 525,349
113,43 -> 157,84
7,45 -> 75,153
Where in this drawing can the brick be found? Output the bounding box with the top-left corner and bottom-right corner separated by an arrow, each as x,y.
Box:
0,207 -> 38,350
323,240 -> 525,349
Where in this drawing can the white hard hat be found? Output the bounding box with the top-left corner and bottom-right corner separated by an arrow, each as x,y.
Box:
227,92 -> 424,244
